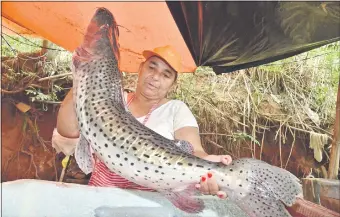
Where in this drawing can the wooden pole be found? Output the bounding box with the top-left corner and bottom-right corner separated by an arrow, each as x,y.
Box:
38,73 -> 72,82
328,76 -> 340,179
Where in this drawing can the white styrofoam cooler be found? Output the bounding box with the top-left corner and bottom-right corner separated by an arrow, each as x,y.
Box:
2,179 -> 248,217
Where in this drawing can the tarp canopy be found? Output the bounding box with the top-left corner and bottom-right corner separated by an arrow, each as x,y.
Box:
2,1 -> 340,74
1,2 -> 197,73
167,1 -> 340,74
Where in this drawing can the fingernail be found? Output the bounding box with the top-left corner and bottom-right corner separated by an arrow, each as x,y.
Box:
218,194 -> 224,198
201,176 -> 206,182
207,172 -> 213,178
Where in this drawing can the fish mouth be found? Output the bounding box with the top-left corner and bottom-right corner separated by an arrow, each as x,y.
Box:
74,7 -> 120,64
93,7 -> 115,28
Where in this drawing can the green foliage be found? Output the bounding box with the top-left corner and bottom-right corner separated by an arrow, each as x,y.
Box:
25,85 -> 62,103
2,35 -> 73,111
257,41 -> 339,125
232,132 -> 261,146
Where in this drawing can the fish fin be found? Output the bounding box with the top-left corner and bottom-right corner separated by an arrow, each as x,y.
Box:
121,88 -> 130,113
72,53 -> 81,69
235,192 -> 292,217
173,140 -> 194,155
160,185 -> 205,213
74,134 -> 94,175
250,159 -> 302,206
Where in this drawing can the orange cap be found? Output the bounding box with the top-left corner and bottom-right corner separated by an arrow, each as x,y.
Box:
142,45 -> 182,73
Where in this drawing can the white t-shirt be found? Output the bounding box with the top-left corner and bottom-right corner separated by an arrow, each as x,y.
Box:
135,99 -> 199,140
123,91 -> 199,140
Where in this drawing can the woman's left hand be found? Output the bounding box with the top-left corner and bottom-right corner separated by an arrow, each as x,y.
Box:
195,155 -> 232,199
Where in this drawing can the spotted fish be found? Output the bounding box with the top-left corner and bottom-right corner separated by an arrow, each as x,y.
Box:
72,7 -> 302,217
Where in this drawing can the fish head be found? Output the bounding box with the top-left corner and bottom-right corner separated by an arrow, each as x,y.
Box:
74,7 -> 120,67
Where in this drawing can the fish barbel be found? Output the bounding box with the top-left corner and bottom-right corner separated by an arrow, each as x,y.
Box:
72,7 -> 302,217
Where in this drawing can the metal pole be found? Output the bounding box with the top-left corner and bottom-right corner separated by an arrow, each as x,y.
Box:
328,76 -> 340,179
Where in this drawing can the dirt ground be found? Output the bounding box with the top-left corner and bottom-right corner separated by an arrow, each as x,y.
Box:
1,99 -> 90,183
2,101 -> 59,181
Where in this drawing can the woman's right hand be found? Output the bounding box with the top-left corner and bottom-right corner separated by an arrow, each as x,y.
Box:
56,88 -> 80,138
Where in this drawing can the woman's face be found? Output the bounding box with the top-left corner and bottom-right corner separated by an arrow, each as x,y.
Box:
136,56 -> 177,100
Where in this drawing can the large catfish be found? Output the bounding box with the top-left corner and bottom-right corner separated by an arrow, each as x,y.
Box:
72,7 -> 302,217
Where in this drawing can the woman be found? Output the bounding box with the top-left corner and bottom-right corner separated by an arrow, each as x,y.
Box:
53,45 -> 231,199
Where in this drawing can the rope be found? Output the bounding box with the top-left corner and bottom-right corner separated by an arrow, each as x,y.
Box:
262,51 -> 339,66
2,25 -> 40,46
1,31 -> 67,52
2,33 -> 51,61
1,35 -> 17,55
